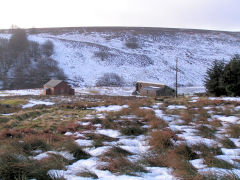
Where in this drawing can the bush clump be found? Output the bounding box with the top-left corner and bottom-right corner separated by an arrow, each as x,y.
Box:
96,73 -> 125,87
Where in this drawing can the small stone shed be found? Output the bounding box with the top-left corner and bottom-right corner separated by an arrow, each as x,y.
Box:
42,80 -> 74,95
134,81 -> 175,97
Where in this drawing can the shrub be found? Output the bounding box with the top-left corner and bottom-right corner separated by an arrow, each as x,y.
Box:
41,40 -> 54,57
125,38 -> 139,49
96,73 -> 125,87
9,29 -> 29,55
94,51 -> 114,61
125,42 -> 139,49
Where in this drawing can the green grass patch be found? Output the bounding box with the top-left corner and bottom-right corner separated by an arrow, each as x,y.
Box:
0,99 -> 28,106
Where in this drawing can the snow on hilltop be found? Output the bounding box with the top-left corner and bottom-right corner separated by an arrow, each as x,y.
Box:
0,27 -> 240,87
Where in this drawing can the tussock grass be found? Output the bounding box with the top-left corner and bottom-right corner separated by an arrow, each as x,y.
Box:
149,129 -> 177,152
174,143 -> 199,161
196,125 -> 217,139
204,156 -> 235,169
62,140 -> 90,160
120,125 -> 146,136
101,146 -> 133,163
163,97 -> 189,106
0,95 -> 239,179
0,104 -> 20,114
199,172 -> 240,180
179,110 -> 194,125
77,169 -> 98,179
100,155 -> 147,176
164,149 -> 198,179
219,137 -> 237,148
20,135 -> 50,154
227,124 -> 240,138
86,133 -> 118,147
209,119 -> 222,128
149,117 -> 168,129
191,143 -> 222,158
195,108 -> 211,124
57,122 -> 82,134
0,151 -> 67,180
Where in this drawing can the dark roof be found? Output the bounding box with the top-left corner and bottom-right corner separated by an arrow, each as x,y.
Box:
44,80 -> 63,88
137,81 -> 165,86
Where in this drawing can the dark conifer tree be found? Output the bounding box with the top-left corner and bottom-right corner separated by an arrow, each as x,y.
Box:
204,60 -> 226,96
223,54 -> 240,96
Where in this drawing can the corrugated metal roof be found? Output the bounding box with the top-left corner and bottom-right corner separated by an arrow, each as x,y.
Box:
142,86 -> 163,91
44,80 -> 63,88
136,81 -> 165,86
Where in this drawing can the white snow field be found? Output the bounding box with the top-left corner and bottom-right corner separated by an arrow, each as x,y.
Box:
0,27 -> 240,87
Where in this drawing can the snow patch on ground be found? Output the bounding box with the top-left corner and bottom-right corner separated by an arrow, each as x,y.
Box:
89,105 -> 129,112
33,151 -> 75,161
22,99 -> 55,108
167,105 -> 187,110
209,97 -> 240,102
96,129 -> 121,138
75,139 -> 93,147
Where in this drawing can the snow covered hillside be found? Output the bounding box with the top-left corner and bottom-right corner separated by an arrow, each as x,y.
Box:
0,27 -> 240,87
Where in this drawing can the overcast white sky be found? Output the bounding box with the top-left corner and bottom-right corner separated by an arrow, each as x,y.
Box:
1,0 -> 240,31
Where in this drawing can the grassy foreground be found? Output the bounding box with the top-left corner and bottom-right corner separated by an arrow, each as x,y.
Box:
0,95 -> 239,179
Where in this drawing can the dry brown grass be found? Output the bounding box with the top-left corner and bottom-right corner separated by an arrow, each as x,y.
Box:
57,122 -> 82,134
101,146 -> 133,160
204,155 -> 235,169
164,149 -> 198,179
180,110 -> 194,125
194,99 -> 223,107
194,108 -> 211,124
219,137 -> 237,148
226,124 -> 240,138
196,125 -> 217,139
209,119 -> 222,128
149,129 -> 178,151
99,155 -> 147,176
149,117 -> 168,129
142,152 -> 167,167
